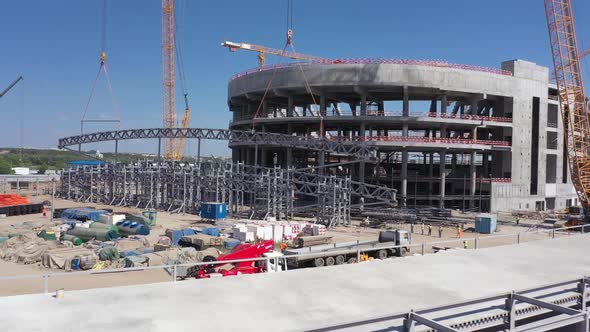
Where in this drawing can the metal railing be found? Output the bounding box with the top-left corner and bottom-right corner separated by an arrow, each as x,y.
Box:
229,60 -> 513,81
0,224 -> 586,295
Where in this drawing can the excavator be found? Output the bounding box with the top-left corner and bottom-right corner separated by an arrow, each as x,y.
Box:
193,240 -> 277,278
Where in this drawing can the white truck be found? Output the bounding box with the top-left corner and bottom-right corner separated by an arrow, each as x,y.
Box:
283,229 -> 410,268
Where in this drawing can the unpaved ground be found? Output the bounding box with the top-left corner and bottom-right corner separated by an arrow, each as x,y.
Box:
0,195 -> 570,296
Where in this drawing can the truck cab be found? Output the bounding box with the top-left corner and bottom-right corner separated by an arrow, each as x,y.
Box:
378,229 -> 410,257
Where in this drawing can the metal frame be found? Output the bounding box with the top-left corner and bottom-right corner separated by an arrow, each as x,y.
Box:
57,127 -> 375,161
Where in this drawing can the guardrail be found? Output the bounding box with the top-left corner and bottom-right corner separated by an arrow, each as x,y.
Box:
230,111 -> 513,124
0,224 -> 586,295
332,136 -> 512,147
229,60 -> 513,81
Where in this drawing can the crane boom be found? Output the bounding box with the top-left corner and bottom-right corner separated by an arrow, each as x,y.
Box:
0,76 -> 23,98
545,0 -> 590,209
221,41 -> 331,69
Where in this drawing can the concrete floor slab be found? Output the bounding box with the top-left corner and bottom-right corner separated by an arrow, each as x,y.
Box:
1,234 -> 589,331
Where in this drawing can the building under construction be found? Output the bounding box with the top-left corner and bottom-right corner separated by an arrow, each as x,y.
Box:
228,59 -> 577,212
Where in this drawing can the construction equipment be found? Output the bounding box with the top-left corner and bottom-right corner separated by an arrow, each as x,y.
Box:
161,0 -> 190,160
0,76 -> 23,98
221,40 -> 332,69
545,0 -> 590,211
194,239 -> 275,278
283,229 -> 410,269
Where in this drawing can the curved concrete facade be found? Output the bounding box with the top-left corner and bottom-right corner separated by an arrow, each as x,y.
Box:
227,59 -> 577,212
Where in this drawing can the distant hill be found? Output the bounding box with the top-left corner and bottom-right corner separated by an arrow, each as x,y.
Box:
0,148 -> 147,174
0,148 -> 228,174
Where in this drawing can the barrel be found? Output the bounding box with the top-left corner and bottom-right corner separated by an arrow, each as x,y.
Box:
61,234 -> 83,246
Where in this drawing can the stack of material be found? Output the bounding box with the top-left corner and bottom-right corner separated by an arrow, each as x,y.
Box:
125,214 -> 155,229
0,194 -> 28,206
61,208 -> 108,222
180,233 -> 223,250
0,233 -> 60,264
98,213 -> 126,225
115,221 -> 150,236
114,237 -> 151,251
165,228 -> 195,246
292,235 -> 333,248
201,227 -> 220,237
41,247 -> 96,270
303,224 -> 326,236
66,227 -> 119,242
98,247 -> 120,261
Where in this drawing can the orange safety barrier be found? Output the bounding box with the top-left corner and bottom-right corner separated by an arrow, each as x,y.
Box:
0,194 -> 30,207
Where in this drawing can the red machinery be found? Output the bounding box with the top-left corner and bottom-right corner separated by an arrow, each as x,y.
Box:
194,240 -> 275,278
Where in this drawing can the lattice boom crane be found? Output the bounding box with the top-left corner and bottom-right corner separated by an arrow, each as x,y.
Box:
545,0 -> 590,210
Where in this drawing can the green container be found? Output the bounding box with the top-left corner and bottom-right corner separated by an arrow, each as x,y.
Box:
89,222 -> 119,233
66,227 -> 119,242
61,234 -> 83,246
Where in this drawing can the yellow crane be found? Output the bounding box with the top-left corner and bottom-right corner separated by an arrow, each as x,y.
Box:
545,0 -> 590,210
162,0 -> 190,160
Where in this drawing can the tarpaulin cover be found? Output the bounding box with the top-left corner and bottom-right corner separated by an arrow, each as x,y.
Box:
165,228 -> 195,246
120,247 -> 154,257
60,208 -> 108,222
200,227 -> 220,237
98,247 -> 120,261
116,221 -> 150,236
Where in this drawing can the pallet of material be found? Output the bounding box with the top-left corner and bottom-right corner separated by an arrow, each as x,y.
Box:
179,234 -> 224,250
0,203 -> 43,217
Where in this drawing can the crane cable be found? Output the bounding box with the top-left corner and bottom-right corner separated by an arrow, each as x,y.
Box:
81,0 -> 120,131
174,0 -> 189,111
252,0 -> 324,137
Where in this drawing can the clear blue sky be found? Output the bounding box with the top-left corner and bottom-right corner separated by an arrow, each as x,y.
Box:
1,0 -> 590,157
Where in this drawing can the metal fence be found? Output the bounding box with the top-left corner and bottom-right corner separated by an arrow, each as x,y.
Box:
0,224 -> 586,296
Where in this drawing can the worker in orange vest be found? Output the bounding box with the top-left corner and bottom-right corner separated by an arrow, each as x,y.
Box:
280,242 -> 287,252
42,207 -> 47,217
456,225 -> 462,238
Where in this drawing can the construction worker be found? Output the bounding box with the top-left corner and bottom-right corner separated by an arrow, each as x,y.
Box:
42,207 -> 47,218
456,225 -> 462,238
438,225 -> 443,238
463,240 -> 469,249
280,242 -> 287,252
421,223 -> 425,235
428,225 -> 432,236
516,216 -> 520,226
410,223 -> 414,234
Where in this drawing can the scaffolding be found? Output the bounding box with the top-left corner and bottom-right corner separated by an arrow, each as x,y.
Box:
59,160 -> 395,226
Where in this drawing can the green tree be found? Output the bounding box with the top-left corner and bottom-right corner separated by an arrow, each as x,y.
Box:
37,165 -> 47,174
0,160 -> 12,174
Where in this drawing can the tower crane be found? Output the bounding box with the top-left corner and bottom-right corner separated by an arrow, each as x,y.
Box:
162,0 -> 190,160
0,76 -> 23,98
221,40 -> 332,69
545,0 -> 590,210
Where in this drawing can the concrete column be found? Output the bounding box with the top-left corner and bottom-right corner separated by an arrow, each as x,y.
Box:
470,151 -> 477,207
286,123 -> 293,168
441,95 -> 447,114
377,101 -> 384,113
439,150 -> 446,208
402,124 -> 408,137
428,152 -> 434,203
320,95 -> 326,117
441,127 -> 447,139
262,101 -> 268,117
360,94 -> 367,116
482,152 -> 489,178
287,96 -> 294,117
470,99 -> 479,115
471,127 -> 478,140
402,86 -> 409,116
260,125 -> 267,167
401,148 -> 408,207
359,123 -> 366,183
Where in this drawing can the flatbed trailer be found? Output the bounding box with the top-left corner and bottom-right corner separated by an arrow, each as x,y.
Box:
284,230 -> 409,268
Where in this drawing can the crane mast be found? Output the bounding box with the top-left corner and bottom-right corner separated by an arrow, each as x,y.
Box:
545,0 -> 590,209
162,0 -> 176,159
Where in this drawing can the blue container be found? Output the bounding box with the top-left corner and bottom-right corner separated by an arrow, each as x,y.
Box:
71,258 -> 80,270
200,202 -> 227,220
475,214 -> 497,234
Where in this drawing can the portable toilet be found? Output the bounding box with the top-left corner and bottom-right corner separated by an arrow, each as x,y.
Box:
200,202 -> 227,221
475,213 -> 497,234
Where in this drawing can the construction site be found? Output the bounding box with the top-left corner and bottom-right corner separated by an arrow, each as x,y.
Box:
1,0 -> 590,331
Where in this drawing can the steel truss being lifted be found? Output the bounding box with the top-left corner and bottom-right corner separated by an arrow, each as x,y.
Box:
59,160 -> 397,226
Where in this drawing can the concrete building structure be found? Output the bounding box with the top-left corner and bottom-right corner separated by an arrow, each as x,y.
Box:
227,59 -> 577,212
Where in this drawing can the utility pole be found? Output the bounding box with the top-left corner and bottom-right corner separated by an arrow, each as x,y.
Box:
50,179 -> 55,223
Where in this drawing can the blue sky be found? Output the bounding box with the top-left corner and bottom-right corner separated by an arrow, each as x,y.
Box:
1,0 -> 590,157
